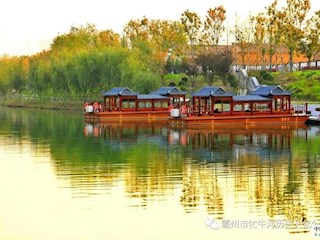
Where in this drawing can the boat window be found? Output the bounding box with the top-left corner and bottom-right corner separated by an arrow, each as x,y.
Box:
273,98 -> 281,111
253,103 -> 269,112
233,104 -> 243,112
138,101 -> 152,108
221,103 -> 230,112
282,97 -> 289,111
121,99 -> 136,109
154,101 -> 168,108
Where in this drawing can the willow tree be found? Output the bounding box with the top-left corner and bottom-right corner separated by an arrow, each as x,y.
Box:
0,56 -> 15,94
51,23 -> 99,54
201,6 -> 226,48
0,56 -> 29,94
27,51 -> 52,95
280,0 -> 311,71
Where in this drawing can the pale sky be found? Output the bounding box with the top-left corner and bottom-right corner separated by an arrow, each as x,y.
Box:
1,0 -> 319,56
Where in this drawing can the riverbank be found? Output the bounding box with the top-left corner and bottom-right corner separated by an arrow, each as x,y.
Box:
0,95 -> 83,111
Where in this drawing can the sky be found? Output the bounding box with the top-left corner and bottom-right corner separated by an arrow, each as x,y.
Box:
1,0 -> 319,56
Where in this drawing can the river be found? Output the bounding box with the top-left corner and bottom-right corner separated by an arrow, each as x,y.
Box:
0,106 -> 320,240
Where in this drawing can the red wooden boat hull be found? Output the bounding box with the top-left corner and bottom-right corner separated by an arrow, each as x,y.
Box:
84,111 -> 170,123
169,114 -> 309,127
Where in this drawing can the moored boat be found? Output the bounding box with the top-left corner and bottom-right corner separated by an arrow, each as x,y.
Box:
84,87 -> 186,122
169,85 -> 309,126
306,115 -> 320,124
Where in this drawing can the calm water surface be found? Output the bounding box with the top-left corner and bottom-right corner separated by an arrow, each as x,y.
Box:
1,106 -> 320,240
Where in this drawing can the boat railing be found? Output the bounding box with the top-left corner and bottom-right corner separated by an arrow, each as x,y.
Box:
292,104 -> 309,116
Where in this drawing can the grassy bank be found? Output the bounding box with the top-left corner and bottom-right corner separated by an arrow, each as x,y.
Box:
249,70 -> 320,102
0,95 -> 83,111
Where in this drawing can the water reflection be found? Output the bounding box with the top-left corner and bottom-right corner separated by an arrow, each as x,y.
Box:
81,122 -> 320,228
2,106 -> 320,239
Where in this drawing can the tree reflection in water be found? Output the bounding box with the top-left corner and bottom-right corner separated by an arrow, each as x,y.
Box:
80,122 -> 320,231
1,105 -> 320,235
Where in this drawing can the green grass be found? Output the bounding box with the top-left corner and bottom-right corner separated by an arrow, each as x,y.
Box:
271,70 -> 320,101
0,95 -> 83,111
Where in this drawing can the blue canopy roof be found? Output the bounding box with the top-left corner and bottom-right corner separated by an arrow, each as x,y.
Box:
233,95 -> 271,102
192,86 -> 234,97
137,94 -> 169,100
151,87 -> 186,96
250,86 -> 291,96
102,87 -> 138,97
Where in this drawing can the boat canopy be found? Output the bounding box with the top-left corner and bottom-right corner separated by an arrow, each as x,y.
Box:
151,87 -> 186,96
102,87 -> 138,97
192,86 -> 234,97
137,94 -> 169,100
233,95 -> 271,102
250,86 -> 291,96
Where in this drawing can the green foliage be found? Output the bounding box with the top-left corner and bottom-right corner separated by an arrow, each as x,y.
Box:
196,49 -> 233,86
226,73 -> 238,88
259,70 -> 275,85
0,56 -> 28,95
0,23 -> 167,100
1,6 -> 320,103
286,70 -> 320,101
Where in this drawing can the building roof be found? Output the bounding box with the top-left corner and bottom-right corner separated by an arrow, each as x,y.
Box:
151,87 -> 186,96
233,95 -> 271,102
102,87 -> 138,97
192,86 -> 234,97
137,94 -> 169,100
250,86 -> 291,96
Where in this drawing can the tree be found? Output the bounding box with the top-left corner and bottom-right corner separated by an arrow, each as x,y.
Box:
51,23 -> 99,54
265,0 -> 283,71
123,16 -> 150,48
123,17 -> 187,79
149,20 -> 187,54
11,56 -> 29,93
181,10 -> 202,58
202,6 -> 226,48
252,13 -> 268,69
0,56 -> 15,94
197,49 -> 233,86
301,10 -> 320,65
196,52 -> 216,86
233,15 -> 254,69
180,57 -> 198,91
181,10 -> 202,90
280,0 -> 311,71
98,30 -> 121,47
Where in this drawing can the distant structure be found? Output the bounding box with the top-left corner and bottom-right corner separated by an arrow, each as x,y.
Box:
234,68 -> 260,95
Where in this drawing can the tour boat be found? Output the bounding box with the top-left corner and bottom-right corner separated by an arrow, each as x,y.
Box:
169,86 -> 309,126
84,87 -> 186,122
